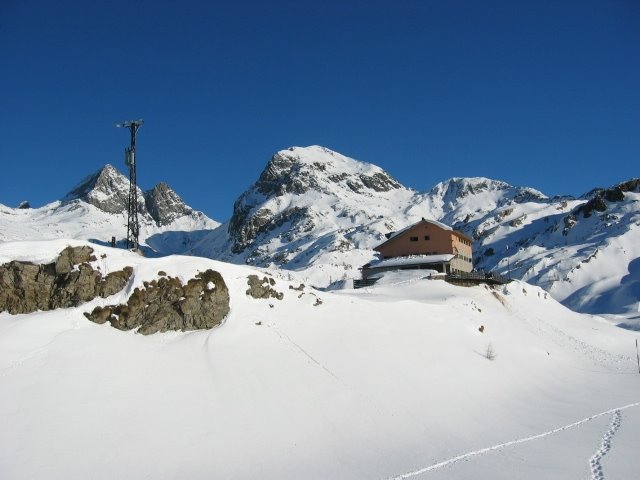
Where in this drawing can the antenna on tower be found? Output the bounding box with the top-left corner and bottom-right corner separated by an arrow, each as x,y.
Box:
116,119 -> 144,251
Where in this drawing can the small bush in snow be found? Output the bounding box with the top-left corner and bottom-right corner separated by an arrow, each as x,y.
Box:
484,343 -> 497,361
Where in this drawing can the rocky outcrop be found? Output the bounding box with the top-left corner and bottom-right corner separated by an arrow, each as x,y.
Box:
85,269 -> 230,335
246,275 -> 284,300
0,246 -> 132,314
576,178 -> 640,218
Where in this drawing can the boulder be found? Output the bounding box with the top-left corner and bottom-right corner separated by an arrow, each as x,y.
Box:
85,269 -> 230,335
0,246 -> 131,314
246,275 -> 284,300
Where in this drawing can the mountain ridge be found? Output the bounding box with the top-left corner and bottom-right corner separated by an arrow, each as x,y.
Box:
189,146 -> 639,316
1,146 -> 637,316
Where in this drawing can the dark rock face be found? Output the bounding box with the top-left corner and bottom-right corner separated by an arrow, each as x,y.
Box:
144,182 -> 192,226
230,206 -> 308,255
359,172 -> 402,192
18,201 -> 30,209
246,275 -> 284,300
65,165 -> 133,214
0,246 -> 132,314
575,178 -> 639,219
562,214 -> 578,235
255,152 -> 315,197
85,269 -> 230,335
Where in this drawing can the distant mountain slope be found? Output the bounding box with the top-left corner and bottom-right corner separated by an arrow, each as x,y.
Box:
191,146 -> 639,316
466,179 -> 640,315
0,164 -> 220,254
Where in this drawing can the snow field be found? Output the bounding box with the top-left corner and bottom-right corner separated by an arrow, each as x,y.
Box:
1,240 -> 639,479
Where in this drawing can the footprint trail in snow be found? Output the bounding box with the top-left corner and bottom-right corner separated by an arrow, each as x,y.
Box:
589,410 -> 622,480
386,402 -> 639,480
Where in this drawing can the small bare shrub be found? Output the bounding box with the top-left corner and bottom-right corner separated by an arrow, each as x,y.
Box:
484,343 -> 497,361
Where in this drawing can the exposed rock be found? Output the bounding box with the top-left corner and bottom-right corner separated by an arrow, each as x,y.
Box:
54,245 -> 95,275
359,172 -> 402,192
574,179 -> 639,219
575,196 -> 607,218
246,275 -> 284,300
494,207 -> 514,223
509,214 -> 526,227
18,201 -> 30,209
63,165 -> 214,230
64,165 -> 135,214
562,214 -> 577,236
0,246 -> 132,314
85,269 -> 230,335
144,182 -> 192,226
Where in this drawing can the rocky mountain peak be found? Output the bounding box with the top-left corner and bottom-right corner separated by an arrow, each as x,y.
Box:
61,165 -> 212,232
144,182 -> 192,226
226,146 -> 409,256
254,146 -> 403,198
64,164 -> 133,214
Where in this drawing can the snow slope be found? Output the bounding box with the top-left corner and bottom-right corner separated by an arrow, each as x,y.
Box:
1,240 -> 639,479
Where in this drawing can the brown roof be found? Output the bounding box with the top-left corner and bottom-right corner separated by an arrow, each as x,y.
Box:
375,218 -> 472,250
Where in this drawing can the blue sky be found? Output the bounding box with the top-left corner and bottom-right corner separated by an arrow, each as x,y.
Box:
1,0 -> 638,221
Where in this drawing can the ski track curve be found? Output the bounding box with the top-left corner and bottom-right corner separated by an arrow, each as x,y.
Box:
386,402 -> 640,480
589,410 -> 622,480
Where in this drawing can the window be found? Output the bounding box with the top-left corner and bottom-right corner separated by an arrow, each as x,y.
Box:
424,235 -> 430,240
410,236 -> 418,242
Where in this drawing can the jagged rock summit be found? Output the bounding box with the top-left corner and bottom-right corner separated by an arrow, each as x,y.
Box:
0,164 -> 220,252
63,164 -> 199,226
65,164 -> 133,214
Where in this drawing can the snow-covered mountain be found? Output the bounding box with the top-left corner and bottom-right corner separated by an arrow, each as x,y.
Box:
0,164 -> 220,254
191,146 -> 418,278
464,179 -> 640,316
191,146 -> 639,316
1,147 -> 637,316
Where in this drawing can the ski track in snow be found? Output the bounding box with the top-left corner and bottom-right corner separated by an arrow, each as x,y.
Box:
268,324 -> 340,381
386,402 -> 640,480
589,410 -> 622,480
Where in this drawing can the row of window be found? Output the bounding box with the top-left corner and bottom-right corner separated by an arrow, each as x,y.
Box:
456,237 -> 471,246
456,254 -> 472,262
409,236 -> 430,241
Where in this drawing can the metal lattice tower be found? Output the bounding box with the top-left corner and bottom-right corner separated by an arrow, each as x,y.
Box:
116,119 -> 144,250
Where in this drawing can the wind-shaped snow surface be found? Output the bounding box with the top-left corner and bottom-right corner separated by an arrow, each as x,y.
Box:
1,240 -> 639,480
